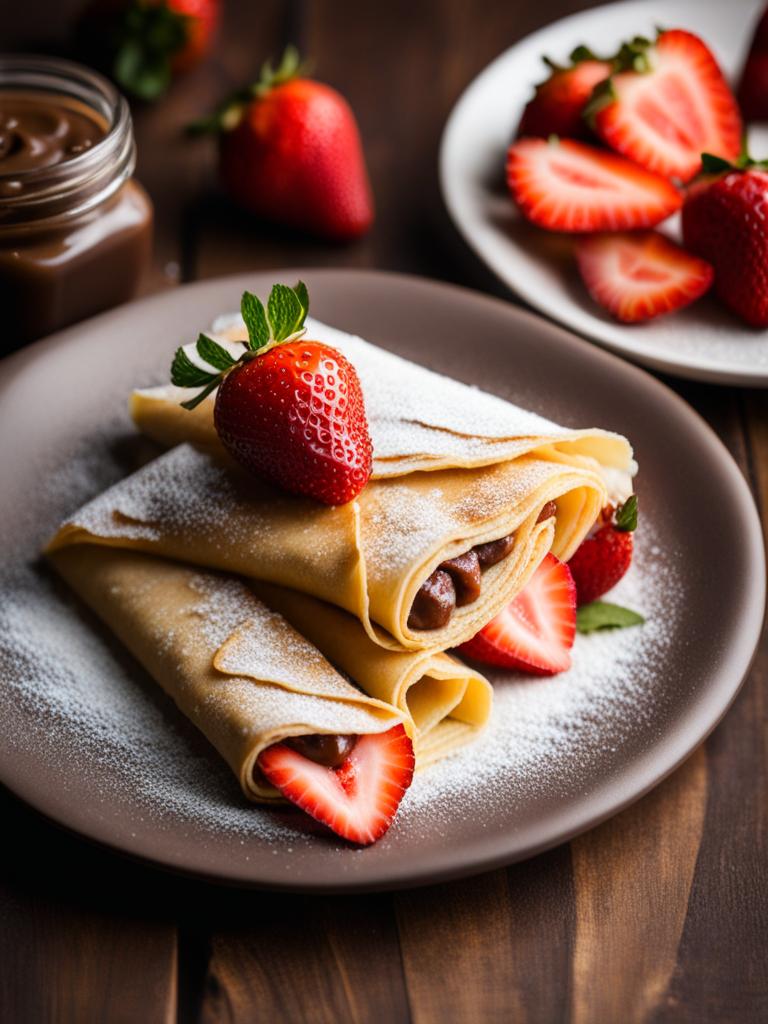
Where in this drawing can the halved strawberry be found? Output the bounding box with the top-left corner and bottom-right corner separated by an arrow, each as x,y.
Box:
568,496 -> 637,605
587,30 -> 742,183
575,231 -> 713,322
257,724 -> 414,845
458,554 -> 576,676
517,49 -> 611,140
506,137 -> 681,232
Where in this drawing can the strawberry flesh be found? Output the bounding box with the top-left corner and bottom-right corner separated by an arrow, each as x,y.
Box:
506,138 -> 681,232
258,724 -> 415,845
575,230 -> 713,323
458,554 -> 576,676
214,340 -> 373,505
591,30 -> 741,183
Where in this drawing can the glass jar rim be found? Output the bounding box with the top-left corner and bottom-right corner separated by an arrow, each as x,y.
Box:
0,54 -> 136,225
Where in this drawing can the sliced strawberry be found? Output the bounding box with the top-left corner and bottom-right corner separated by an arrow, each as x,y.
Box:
588,30 -> 742,183
257,724 -> 414,845
575,231 -> 713,323
517,52 -> 611,140
506,137 -> 681,232
568,496 -> 637,605
459,554 -> 576,676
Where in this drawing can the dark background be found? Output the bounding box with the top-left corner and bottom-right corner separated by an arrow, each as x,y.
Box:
2,2 -> 767,1021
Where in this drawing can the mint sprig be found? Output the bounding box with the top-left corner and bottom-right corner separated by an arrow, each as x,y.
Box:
169,281 -> 309,410
576,601 -> 645,634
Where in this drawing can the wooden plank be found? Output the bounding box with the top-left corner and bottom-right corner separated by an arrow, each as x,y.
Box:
0,790 -> 177,1024
395,849 -> 574,1024
650,390 -> 768,1024
200,891 -> 409,1024
570,747 -> 707,1024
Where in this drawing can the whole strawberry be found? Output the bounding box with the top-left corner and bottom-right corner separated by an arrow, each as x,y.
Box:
170,283 -> 373,505
568,496 -> 637,606
78,0 -> 219,99
191,48 -> 373,242
517,47 -> 611,140
738,5 -> 768,121
682,153 -> 768,327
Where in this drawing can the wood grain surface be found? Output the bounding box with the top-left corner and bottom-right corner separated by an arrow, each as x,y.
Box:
2,1 -> 767,1022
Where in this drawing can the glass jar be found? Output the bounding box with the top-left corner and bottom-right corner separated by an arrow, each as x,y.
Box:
0,55 -> 153,348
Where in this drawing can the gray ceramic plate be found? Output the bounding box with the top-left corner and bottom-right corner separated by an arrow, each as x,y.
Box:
0,270 -> 763,891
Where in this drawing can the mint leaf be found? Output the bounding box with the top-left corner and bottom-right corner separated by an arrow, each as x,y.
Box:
267,283 -> 305,341
196,334 -> 236,371
294,280 -> 309,319
241,291 -> 270,351
171,347 -> 218,389
577,601 -> 645,634
615,494 -> 638,532
180,377 -> 221,411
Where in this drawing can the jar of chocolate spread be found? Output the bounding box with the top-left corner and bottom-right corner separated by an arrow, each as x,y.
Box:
0,55 -> 153,347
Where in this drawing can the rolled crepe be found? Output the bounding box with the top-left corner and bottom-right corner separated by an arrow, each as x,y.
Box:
249,581 -> 492,744
48,545 -> 409,802
48,442 -> 607,651
131,316 -> 634,482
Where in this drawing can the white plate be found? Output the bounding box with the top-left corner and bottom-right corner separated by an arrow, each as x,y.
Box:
440,0 -> 768,385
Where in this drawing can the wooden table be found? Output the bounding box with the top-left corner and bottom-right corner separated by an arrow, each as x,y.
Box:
2,2 -> 767,1021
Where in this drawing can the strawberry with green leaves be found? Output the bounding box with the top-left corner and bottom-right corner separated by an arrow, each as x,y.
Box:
568,495 -> 638,606
585,30 -> 741,183
78,0 -> 219,100
517,46 -> 611,140
171,282 -> 373,505
682,151 -> 768,327
190,48 -> 373,242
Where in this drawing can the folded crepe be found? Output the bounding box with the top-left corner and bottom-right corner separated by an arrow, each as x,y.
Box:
131,315 -> 634,482
49,443 -> 607,652
49,545 -> 412,803
51,315 -> 635,652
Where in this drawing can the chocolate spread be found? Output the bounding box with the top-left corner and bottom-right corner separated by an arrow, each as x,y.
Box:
0,91 -> 105,175
0,85 -> 153,347
285,733 -> 358,768
407,500 -> 559,632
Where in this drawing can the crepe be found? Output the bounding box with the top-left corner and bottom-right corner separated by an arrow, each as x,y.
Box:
51,315 -> 635,652
48,545 -> 410,803
48,442 -> 607,652
131,315 -> 635,481
250,581 -> 491,743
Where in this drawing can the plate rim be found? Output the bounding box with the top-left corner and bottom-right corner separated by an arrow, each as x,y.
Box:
1,267 -> 764,891
439,0 -> 768,387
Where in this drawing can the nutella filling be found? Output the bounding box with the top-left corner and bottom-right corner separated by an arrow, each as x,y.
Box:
406,500 -> 559,631
407,569 -> 456,631
284,733 -> 358,768
0,91 -> 106,175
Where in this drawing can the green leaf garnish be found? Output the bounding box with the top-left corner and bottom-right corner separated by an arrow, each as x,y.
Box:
169,282 -> 312,409
241,291 -> 270,351
195,334 -> 237,371
171,347 -> 218,389
576,601 -> 645,634
615,494 -> 638,532
267,283 -> 306,341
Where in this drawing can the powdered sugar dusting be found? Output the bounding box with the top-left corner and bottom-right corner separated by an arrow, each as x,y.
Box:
398,538 -> 684,835
205,314 -> 632,472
